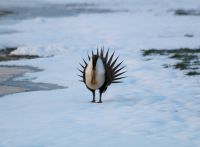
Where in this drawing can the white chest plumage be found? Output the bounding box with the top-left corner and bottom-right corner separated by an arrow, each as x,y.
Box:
85,58 -> 105,90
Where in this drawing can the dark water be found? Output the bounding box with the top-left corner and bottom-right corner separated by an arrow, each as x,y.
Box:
0,0 -> 116,25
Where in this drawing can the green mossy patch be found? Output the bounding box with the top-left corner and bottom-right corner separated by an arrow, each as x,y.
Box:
142,48 -> 200,76
175,9 -> 200,16
0,47 -> 39,62
0,10 -> 13,16
142,48 -> 200,56
186,71 -> 200,76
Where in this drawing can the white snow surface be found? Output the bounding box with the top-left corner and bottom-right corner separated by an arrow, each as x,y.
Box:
11,45 -> 69,57
0,45 -> 6,50
1,0 -> 200,147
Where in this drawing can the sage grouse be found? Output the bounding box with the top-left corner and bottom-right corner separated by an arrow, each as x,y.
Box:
78,48 -> 126,103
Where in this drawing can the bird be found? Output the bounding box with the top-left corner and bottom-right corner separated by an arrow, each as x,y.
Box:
78,47 -> 126,103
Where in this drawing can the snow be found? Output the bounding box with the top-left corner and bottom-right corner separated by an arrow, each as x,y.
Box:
11,45 -> 69,57
0,45 -> 6,50
0,0 -> 200,146
34,17 -> 45,23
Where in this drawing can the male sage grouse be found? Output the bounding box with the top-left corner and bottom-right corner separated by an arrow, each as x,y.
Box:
78,48 -> 126,103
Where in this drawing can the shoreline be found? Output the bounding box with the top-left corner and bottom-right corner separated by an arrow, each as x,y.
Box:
0,65 -> 66,98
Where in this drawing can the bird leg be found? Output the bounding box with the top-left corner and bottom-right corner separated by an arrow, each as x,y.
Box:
91,90 -> 95,103
98,92 -> 103,103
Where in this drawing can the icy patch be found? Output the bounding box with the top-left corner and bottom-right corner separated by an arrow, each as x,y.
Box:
11,45 -> 69,57
0,46 -> 6,50
14,75 -> 37,81
34,17 -> 45,23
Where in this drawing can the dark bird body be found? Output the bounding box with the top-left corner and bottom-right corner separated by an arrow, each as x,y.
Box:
78,48 -> 126,103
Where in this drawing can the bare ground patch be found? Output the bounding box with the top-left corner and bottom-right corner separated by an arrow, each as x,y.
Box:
141,48 -> 200,76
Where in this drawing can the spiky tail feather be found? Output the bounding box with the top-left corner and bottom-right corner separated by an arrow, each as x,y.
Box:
78,47 -> 126,84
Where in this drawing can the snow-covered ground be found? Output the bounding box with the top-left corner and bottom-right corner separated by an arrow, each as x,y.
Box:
0,46 -> 6,50
0,0 -> 200,146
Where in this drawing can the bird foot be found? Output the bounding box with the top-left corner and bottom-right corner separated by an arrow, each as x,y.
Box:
91,100 -> 96,103
98,101 -> 103,103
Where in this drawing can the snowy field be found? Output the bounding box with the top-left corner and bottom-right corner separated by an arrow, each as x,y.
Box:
0,0 -> 200,146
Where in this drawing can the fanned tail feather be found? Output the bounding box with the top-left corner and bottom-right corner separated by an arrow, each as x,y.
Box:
105,49 -> 109,63
79,63 -> 84,68
114,66 -> 126,75
82,58 -> 87,65
112,81 -> 123,83
102,48 -> 126,84
100,47 -> 104,59
107,51 -> 115,66
92,50 -> 94,56
77,68 -> 83,73
113,77 -> 126,81
113,71 -> 127,79
110,55 -> 119,69
77,74 -> 83,78
87,53 -> 90,60
77,48 -> 126,84
113,60 -> 124,72
97,48 -> 99,57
